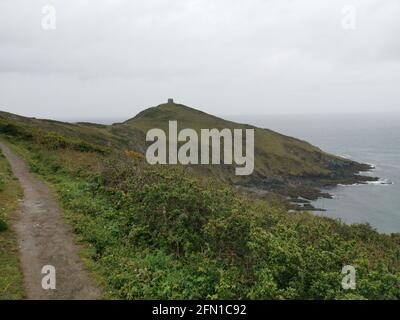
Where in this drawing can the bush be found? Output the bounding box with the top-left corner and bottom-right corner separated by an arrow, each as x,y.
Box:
19,147 -> 400,300
59,157 -> 397,299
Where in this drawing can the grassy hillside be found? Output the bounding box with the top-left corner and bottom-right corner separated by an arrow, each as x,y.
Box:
1,102 -> 375,205
123,103 -> 375,198
0,146 -> 24,299
0,111 -> 399,300
1,133 -> 398,300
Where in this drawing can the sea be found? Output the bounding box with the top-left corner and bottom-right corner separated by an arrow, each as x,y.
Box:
229,113 -> 400,234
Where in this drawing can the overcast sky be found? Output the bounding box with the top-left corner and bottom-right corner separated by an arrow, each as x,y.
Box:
1,0 -> 399,120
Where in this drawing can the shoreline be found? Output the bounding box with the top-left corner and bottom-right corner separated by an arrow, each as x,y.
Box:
247,162 -> 381,212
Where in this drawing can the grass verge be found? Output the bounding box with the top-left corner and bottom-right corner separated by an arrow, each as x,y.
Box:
0,144 -> 24,299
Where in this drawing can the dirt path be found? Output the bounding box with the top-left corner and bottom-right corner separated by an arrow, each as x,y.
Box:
0,142 -> 101,300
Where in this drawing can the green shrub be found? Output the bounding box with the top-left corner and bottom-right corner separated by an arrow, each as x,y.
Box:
15,145 -> 400,300
55,157 -> 396,299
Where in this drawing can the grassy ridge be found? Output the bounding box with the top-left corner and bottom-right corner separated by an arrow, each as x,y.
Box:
125,102 -> 369,176
1,104 -> 374,204
4,136 -> 399,300
0,146 -> 24,300
0,118 -> 109,155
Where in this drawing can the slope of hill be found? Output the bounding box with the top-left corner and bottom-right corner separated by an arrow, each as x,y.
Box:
0,134 -> 398,300
0,105 -> 399,300
0,101 -> 375,205
122,102 -> 375,199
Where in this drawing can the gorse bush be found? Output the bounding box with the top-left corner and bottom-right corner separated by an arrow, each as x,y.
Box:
54,155 -> 400,300
101,159 -> 250,257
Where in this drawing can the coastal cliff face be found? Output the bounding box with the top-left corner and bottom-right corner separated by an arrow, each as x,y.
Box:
0,103 -> 376,206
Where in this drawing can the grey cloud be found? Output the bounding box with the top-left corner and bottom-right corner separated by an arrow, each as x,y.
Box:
0,0 -> 399,119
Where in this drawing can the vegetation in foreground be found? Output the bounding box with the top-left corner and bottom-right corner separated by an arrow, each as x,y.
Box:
2,130 -> 399,300
0,146 -> 24,299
